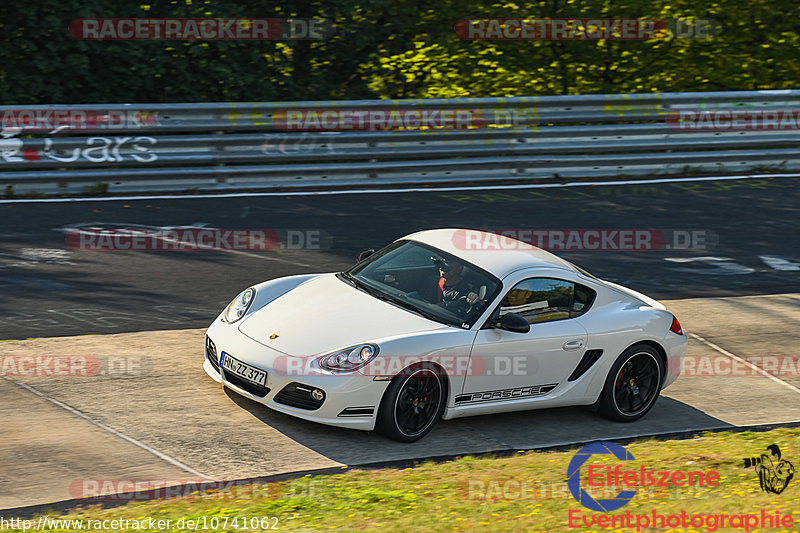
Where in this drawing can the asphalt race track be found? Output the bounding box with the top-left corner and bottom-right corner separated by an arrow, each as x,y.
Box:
1,176 -> 799,340
1,175 -> 799,511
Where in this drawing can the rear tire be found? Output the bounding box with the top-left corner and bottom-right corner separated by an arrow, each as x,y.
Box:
598,344 -> 664,422
376,363 -> 446,442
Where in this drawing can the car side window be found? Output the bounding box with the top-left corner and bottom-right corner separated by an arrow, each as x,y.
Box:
499,278 -> 574,324
571,283 -> 596,318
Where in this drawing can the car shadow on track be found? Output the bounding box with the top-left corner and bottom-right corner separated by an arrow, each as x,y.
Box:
224,388 -> 731,466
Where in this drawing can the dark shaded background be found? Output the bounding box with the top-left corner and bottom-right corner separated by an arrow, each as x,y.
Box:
1,0 -> 797,104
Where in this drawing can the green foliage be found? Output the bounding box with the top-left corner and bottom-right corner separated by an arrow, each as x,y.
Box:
1,0 -> 799,103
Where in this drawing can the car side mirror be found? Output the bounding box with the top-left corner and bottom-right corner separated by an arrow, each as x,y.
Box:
357,248 -> 376,262
493,312 -> 530,333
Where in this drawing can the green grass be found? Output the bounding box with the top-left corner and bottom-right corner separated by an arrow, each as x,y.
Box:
13,428 -> 800,532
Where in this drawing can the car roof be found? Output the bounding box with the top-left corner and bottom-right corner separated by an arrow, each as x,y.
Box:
402,228 -> 577,279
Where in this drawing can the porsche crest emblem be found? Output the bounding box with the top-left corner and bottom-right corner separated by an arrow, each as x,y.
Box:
269,333 -> 279,339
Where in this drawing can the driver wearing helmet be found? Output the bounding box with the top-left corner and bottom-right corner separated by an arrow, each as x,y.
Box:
437,261 -> 480,309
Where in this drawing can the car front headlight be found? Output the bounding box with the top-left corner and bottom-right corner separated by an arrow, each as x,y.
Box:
224,287 -> 256,323
318,344 -> 379,372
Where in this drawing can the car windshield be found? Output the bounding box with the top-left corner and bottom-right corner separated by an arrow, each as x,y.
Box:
340,240 -> 502,328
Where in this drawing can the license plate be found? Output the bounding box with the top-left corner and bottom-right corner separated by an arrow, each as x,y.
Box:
220,352 -> 267,387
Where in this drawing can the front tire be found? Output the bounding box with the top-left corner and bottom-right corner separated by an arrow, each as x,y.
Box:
376,364 -> 446,442
598,344 -> 664,422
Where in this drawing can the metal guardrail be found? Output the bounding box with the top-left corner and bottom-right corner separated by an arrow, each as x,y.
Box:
2,90 -> 800,193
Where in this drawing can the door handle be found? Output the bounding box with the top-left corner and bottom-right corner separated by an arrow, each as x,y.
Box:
563,339 -> 584,350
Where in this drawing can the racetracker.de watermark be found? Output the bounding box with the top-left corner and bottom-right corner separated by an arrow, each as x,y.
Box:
66,229 -> 329,251
451,229 -> 713,251
675,354 -> 800,379
459,478 -> 711,501
667,109 -> 800,130
272,354 -> 527,378
0,355 -> 143,378
0,109 -> 157,131
454,18 -> 718,40
68,18 -> 333,40
273,108 -> 488,131
68,479 -> 280,501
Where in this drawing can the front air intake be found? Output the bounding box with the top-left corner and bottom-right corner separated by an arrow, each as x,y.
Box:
205,336 -> 220,373
274,382 -> 326,410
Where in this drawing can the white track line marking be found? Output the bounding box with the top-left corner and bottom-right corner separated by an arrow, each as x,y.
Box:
688,332 -> 800,394
1,172 -> 799,204
2,376 -> 216,480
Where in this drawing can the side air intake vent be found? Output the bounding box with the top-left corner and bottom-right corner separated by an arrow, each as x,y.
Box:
568,349 -> 604,382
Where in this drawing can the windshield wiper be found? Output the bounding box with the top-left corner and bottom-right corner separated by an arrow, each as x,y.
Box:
385,296 -> 459,326
337,272 -> 380,297
344,273 -> 404,306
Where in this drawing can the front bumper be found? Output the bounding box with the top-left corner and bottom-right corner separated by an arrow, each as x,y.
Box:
203,319 -> 389,431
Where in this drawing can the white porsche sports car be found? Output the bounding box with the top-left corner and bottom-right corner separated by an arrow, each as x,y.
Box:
204,228 -> 686,442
